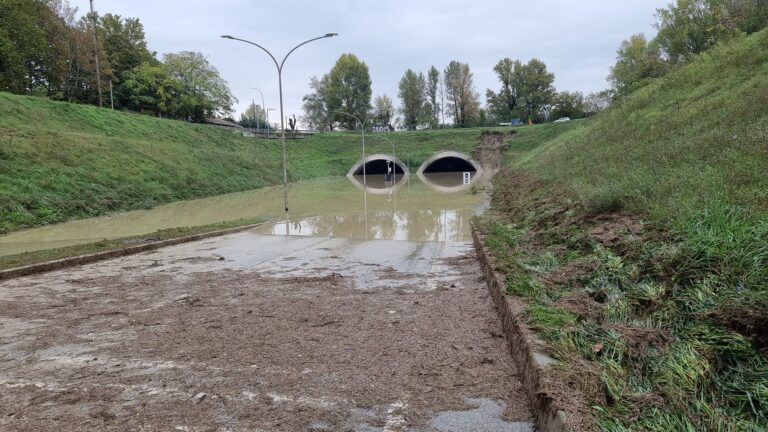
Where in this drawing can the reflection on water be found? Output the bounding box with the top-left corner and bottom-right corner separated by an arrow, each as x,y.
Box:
418,172 -> 477,193
351,173 -> 407,190
260,209 -> 476,242
0,174 -> 483,256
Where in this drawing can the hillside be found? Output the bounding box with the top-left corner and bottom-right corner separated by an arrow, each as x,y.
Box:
483,29 -> 768,430
0,93 -> 483,234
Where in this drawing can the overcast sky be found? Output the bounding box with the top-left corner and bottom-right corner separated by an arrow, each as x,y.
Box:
71,0 -> 668,125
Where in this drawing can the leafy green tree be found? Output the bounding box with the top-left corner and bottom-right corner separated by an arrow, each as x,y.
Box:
372,95 -> 395,128
655,0 -> 737,62
398,69 -> 429,130
486,58 -> 523,123
121,62 -> 182,117
326,53 -> 372,130
609,34 -> 668,97
443,61 -> 480,127
727,0 -> 768,33
518,59 -> 555,123
162,51 -> 235,122
548,91 -> 586,121
239,103 -> 269,129
97,14 -> 156,108
426,66 -> 441,128
301,75 -> 334,131
0,0 -> 69,95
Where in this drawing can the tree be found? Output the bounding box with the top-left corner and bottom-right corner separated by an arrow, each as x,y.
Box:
443,61 -> 480,128
372,95 -> 395,128
486,58 -> 523,123
584,90 -> 614,114
301,75 -> 334,131
120,62 -> 182,117
398,69 -> 429,130
326,53 -> 372,130
162,51 -> 235,122
728,0 -> 768,33
608,34 -> 668,97
0,0 -> 69,95
239,103 -> 268,129
97,14 -> 155,108
426,66 -> 440,128
655,0 -> 737,62
548,91 -> 586,121
518,59 -> 555,123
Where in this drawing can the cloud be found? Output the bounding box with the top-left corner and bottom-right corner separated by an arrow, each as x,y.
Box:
72,0 -> 667,124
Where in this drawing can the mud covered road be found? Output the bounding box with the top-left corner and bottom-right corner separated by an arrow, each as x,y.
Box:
0,231 -> 533,431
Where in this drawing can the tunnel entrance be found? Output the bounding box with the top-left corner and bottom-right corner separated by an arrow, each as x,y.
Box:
422,156 -> 477,173
353,159 -> 406,176
416,152 -> 483,193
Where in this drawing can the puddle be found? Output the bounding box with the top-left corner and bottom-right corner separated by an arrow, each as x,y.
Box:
0,174 -> 483,256
431,398 -> 534,432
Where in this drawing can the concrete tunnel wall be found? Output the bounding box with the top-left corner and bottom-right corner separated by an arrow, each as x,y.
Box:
417,151 -> 482,176
347,154 -> 410,178
416,151 -> 484,193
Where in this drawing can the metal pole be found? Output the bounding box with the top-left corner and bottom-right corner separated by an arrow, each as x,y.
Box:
89,0 -> 102,107
221,33 -> 338,215
250,87 -> 266,136
361,120 -> 366,188
278,71 -> 288,213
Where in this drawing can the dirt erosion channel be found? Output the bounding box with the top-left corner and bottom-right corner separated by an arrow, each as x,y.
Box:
0,135 -> 531,431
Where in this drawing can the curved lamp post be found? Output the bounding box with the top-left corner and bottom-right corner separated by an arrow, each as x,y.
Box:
222,33 -> 338,213
335,111 -> 370,188
336,111 -> 372,239
249,86 -> 266,135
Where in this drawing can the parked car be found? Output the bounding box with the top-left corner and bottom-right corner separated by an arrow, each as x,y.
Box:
553,117 -> 571,123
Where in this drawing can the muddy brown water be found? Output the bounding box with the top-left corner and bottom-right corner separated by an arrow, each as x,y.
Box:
0,173 -> 481,257
0,171 -> 535,431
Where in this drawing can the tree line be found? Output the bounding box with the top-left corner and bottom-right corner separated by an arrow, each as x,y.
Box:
302,54 -> 609,131
0,0 -> 235,121
609,0 -> 768,98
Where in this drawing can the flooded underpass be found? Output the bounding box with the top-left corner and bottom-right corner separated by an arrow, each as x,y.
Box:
0,170 -> 534,431
2,173 -> 478,256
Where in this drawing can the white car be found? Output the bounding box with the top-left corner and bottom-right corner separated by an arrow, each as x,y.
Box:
553,117 -> 571,123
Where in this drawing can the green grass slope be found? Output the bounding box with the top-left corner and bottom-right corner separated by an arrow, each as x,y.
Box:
0,93 -> 486,234
516,28 -> 768,303
485,29 -> 768,430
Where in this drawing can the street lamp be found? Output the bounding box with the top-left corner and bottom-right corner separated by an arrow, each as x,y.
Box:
335,111 -> 370,188
249,87 -> 266,135
336,111 -> 371,240
222,33 -> 339,213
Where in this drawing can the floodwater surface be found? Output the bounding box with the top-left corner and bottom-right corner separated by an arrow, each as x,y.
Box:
0,173 -> 483,256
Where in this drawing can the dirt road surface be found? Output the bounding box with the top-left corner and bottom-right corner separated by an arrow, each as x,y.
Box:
0,232 -> 533,431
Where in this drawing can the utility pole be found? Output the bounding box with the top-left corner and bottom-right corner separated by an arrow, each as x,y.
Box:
89,0 -> 103,107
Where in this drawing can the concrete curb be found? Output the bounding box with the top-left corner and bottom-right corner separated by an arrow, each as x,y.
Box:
0,223 -> 266,281
472,225 -> 570,432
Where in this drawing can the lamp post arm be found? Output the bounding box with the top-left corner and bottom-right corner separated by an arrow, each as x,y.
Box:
222,36 -> 280,71
281,34 -> 337,71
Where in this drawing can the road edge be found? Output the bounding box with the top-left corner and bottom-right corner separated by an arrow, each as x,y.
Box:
472,224 -> 571,432
0,223 -> 265,281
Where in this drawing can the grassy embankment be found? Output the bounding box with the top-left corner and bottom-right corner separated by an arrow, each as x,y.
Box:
0,92 -> 484,236
479,30 -> 768,430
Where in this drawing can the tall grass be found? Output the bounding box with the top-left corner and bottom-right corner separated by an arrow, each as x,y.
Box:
485,28 -> 768,431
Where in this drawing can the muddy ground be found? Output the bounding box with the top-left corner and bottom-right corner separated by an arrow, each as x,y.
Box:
0,232 -> 533,431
